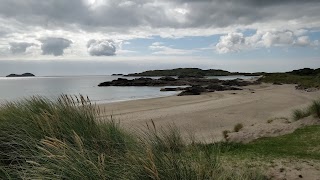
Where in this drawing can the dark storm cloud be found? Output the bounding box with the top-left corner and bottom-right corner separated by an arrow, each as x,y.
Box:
0,0 -> 319,30
87,39 -> 116,56
178,0 -> 320,28
9,42 -> 36,54
39,38 -> 72,56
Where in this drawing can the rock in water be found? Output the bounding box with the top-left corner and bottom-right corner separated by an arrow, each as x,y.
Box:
6,73 -> 35,77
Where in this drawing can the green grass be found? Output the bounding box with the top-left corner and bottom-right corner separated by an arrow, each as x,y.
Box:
0,96 -> 266,180
221,125 -> 320,160
261,73 -> 320,88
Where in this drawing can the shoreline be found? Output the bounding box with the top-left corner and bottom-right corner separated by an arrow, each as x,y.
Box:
99,83 -> 320,142
93,91 -> 180,105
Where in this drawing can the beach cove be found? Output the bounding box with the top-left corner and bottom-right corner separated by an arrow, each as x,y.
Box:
99,83 -> 320,142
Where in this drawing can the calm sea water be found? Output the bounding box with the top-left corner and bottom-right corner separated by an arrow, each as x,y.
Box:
0,75 -> 256,104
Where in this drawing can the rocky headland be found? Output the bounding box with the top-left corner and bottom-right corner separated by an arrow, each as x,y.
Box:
98,76 -> 260,96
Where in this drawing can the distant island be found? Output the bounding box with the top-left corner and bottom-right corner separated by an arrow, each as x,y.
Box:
125,68 -> 262,77
112,74 -> 124,76
6,73 -> 35,77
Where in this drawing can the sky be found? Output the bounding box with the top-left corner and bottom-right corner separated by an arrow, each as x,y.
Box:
0,0 -> 320,76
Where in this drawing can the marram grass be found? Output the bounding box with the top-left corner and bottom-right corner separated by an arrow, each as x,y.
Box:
293,99 -> 320,121
0,95 -> 266,180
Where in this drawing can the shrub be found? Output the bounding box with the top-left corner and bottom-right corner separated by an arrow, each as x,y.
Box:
234,123 -> 244,132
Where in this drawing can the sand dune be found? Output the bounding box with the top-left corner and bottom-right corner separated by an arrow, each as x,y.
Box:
99,83 -> 320,142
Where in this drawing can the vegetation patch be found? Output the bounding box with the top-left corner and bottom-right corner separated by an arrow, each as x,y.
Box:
0,96 -> 266,180
2,95 -> 320,179
221,125 -> 320,160
292,99 -> 320,120
261,68 -> 320,88
125,68 -> 261,77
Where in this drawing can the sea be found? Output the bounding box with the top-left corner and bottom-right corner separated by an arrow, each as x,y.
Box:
0,75 -> 256,104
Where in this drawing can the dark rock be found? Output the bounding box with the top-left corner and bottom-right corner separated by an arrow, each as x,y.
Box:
222,80 -> 248,86
160,87 -> 186,91
206,84 -> 242,91
159,76 -> 177,81
178,85 -> 206,96
132,78 -> 154,86
98,81 -> 112,86
228,87 -> 243,90
178,74 -> 204,79
99,77 -> 189,87
273,82 -> 283,85
178,91 -> 201,96
6,73 -> 35,77
98,76 -> 255,96
207,84 -> 225,91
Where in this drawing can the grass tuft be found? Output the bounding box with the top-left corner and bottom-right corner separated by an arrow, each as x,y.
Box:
292,99 -> 320,121
293,108 -> 311,121
234,123 -> 244,132
309,99 -> 320,118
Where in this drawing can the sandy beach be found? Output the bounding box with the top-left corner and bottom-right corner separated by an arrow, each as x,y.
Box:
99,83 -> 320,142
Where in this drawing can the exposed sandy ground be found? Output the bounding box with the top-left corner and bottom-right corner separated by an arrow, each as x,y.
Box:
228,116 -> 320,143
267,159 -> 320,180
99,83 -> 320,142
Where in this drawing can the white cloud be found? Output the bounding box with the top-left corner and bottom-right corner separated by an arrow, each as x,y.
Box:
87,39 -> 116,56
261,31 -> 294,47
216,30 -> 320,54
151,42 -> 164,46
294,36 -> 311,47
216,32 -> 246,53
149,42 -> 197,55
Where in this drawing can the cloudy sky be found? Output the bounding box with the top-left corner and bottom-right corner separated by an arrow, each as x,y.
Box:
0,0 -> 320,75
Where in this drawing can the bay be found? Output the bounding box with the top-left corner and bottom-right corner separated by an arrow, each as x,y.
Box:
0,75 -> 256,104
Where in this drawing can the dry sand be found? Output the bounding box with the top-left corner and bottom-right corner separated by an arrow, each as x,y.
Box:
99,83 -> 320,142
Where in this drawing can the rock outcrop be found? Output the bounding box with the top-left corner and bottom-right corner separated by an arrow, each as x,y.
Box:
99,77 -> 257,96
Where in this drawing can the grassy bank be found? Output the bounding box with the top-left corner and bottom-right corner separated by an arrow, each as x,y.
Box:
261,71 -> 320,88
222,99 -> 320,160
0,96 -> 266,180
220,125 -> 320,160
